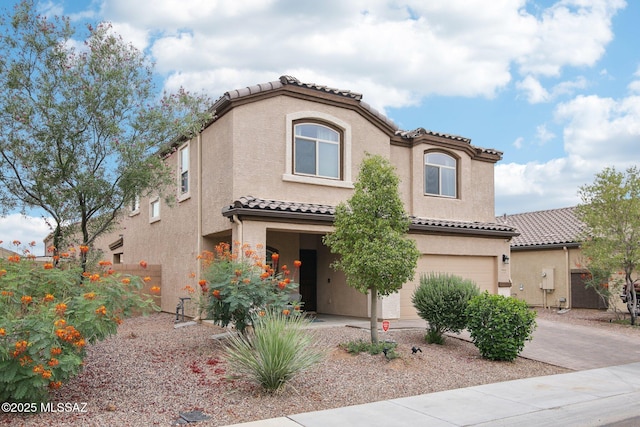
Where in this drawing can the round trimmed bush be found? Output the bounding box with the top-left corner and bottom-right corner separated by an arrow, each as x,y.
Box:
465,292 -> 537,361
411,273 -> 480,344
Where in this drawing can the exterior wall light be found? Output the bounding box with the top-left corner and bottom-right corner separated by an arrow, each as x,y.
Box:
502,254 -> 510,264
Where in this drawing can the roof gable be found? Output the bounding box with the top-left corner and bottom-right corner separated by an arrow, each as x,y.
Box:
206,76 -> 501,162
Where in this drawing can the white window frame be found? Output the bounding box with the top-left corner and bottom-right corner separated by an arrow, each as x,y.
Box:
424,152 -> 457,198
149,197 -> 161,223
283,111 -> 353,188
178,142 -> 190,201
129,195 -> 140,216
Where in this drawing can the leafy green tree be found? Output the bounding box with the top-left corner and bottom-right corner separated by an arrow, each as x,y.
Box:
323,154 -> 420,343
576,166 -> 640,324
0,1 -> 212,266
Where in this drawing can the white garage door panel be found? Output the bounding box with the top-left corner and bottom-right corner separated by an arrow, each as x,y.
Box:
400,255 -> 496,319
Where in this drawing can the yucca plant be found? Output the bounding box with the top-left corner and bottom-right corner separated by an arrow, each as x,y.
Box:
223,309 -> 324,391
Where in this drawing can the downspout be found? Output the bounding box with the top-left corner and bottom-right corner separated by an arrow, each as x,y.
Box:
564,246 -> 571,309
195,133 -> 203,321
197,133 -> 203,264
232,214 -> 243,247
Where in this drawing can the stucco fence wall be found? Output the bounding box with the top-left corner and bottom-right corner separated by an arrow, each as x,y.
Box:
111,264 -> 162,315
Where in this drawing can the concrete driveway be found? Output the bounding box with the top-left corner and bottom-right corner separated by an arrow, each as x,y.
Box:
320,312 -> 640,370
441,315 -> 640,370
517,317 -> 640,370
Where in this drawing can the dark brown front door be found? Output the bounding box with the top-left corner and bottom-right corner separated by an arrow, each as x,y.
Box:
298,249 -> 317,312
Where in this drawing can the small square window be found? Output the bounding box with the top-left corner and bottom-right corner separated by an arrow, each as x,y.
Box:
150,198 -> 160,222
130,195 -> 140,215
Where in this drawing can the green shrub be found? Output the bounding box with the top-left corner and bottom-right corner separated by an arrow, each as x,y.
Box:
0,244 -> 157,403
411,273 -> 480,344
340,339 -> 399,359
224,309 -> 324,391
465,292 -> 537,361
202,242 -> 303,334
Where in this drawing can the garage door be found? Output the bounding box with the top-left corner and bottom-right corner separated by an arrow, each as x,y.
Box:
400,255 -> 497,319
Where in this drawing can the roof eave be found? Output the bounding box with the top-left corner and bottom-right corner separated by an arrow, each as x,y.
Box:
222,205 -> 518,238
409,223 -> 519,239
221,206 -> 334,224
511,242 -> 581,251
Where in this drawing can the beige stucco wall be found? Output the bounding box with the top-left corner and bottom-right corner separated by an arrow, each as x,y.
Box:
398,233 -> 511,319
390,141 -> 496,223
92,90 -> 507,319
92,137 -> 206,314
508,247 -> 582,308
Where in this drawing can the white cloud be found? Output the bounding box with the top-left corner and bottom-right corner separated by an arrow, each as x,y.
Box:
517,76 -> 551,103
91,0 -> 624,112
517,0 -> 625,77
535,124 -> 556,145
0,214 -> 52,257
496,79 -> 640,215
517,75 -> 588,103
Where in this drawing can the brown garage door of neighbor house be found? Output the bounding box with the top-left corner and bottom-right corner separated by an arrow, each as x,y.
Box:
400,255 -> 496,319
571,272 -> 608,309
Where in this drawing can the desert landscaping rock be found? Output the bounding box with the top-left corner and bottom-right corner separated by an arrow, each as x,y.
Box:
0,309 -> 627,426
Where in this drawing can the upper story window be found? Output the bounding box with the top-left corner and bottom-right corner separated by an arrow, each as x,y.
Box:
424,152 -> 457,198
294,123 -> 340,179
130,195 -> 140,215
283,111 -> 353,189
149,197 -> 160,223
178,143 -> 189,197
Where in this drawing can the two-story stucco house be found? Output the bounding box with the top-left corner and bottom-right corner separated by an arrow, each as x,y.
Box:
94,76 -> 517,320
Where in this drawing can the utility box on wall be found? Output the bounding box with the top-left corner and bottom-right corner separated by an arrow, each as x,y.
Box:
541,268 -> 555,290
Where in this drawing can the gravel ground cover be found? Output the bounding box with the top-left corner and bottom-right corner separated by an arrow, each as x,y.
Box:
1,308 -> 631,427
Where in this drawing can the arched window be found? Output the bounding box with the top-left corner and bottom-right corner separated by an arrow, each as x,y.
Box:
424,152 -> 457,197
294,123 -> 341,179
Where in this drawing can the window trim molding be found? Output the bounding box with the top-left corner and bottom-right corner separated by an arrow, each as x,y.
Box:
423,150 -> 459,198
283,111 -> 353,188
177,141 -> 191,202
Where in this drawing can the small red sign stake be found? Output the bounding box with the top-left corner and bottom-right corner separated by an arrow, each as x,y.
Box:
382,320 -> 390,332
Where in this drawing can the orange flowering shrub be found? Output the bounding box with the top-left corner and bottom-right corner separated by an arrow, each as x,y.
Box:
0,245 -> 158,403
202,242 -> 303,334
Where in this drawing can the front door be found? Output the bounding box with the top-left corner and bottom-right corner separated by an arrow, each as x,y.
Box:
298,249 -> 317,312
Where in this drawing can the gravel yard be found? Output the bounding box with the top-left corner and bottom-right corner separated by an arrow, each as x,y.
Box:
1,308 -> 631,427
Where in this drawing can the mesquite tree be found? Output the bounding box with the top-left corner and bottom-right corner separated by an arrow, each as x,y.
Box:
576,166 -> 640,324
324,154 -> 420,343
0,1 -> 212,266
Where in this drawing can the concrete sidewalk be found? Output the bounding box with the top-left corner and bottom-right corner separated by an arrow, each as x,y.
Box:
225,363 -> 640,427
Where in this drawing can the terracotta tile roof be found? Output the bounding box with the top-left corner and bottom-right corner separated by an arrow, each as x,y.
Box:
213,76 -> 499,146
395,127 -> 471,143
224,196 -> 518,237
228,196 -> 335,216
496,206 -> 585,249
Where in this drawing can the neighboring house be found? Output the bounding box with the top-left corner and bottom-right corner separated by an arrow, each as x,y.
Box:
93,76 -> 517,320
496,207 -> 607,310
0,247 -> 21,259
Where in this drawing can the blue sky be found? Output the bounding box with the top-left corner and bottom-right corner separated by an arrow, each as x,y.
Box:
1,0 -> 638,254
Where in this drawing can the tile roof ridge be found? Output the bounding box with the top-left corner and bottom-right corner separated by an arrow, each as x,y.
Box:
499,206 -> 577,219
